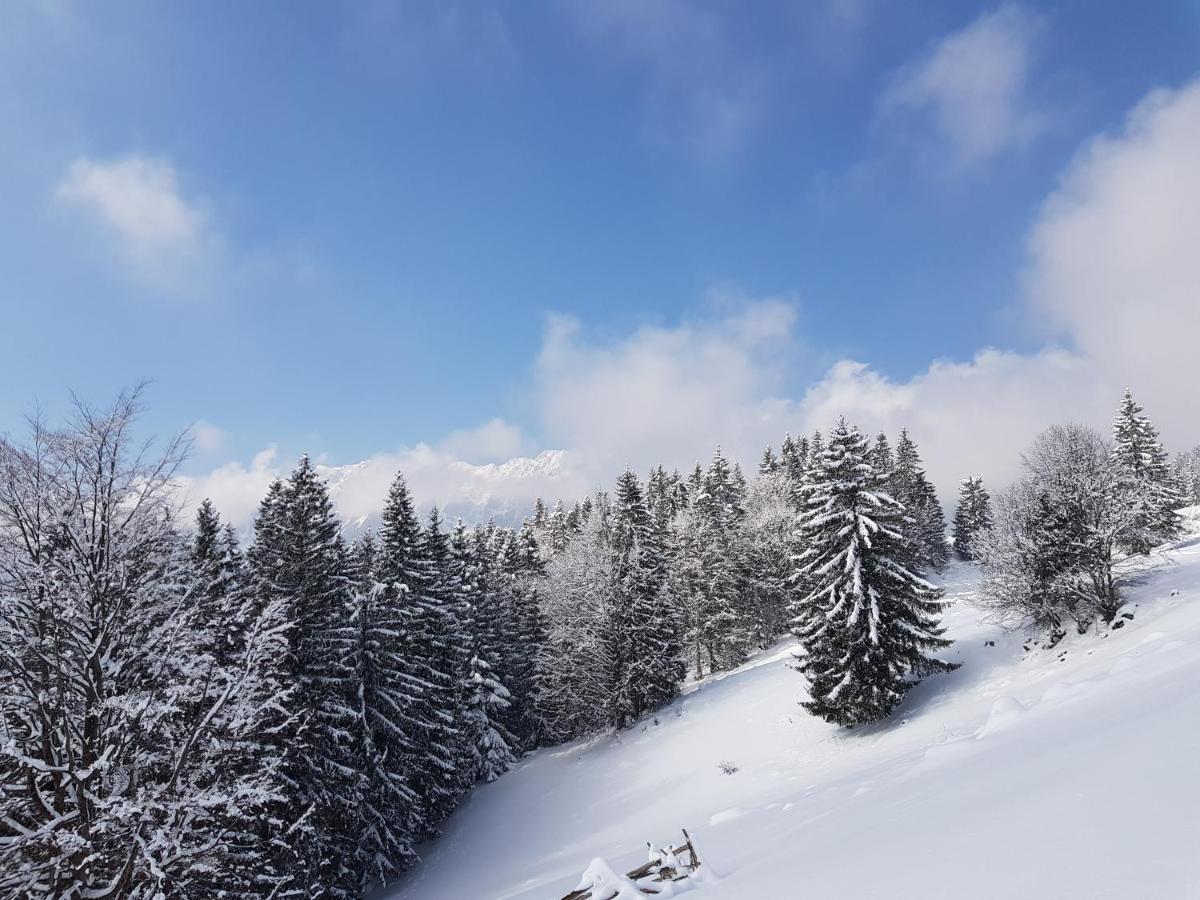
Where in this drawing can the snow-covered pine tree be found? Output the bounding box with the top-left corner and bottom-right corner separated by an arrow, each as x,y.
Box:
687,447 -> 752,673
871,432 -> 894,476
608,470 -> 684,727
191,498 -> 246,669
889,429 -> 948,570
951,476 -> 993,561
452,520 -> 517,781
1174,446 -> 1200,505
375,472 -> 462,841
1110,389 -> 1181,554
546,499 -> 571,555
759,444 -> 780,475
250,455 -> 364,898
490,524 -> 549,751
791,420 -> 957,727
343,531 -> 419,890
422,508 -> 475,812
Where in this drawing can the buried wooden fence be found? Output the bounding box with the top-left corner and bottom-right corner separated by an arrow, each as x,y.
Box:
560,828 -> 703,899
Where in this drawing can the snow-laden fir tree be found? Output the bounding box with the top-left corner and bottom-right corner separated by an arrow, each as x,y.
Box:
759,444 -> 780,475
871,432 -> 894,475
1110,389 -> 1181,554
888,429 -> 948,570
1174,446 -> 1200,505
791,420 -> 957,727
608,470 -> 685,727
344,531 -> 420,889
952,476 -> 993,561
452,520 -> 517,781
674,448 -> 752,674
191,498 -> 247,668
421,507 -> 476,809
545,498 -> 571,555
375,473 -> 463,840
249,455 -> 365,898
487,523 -> 549,750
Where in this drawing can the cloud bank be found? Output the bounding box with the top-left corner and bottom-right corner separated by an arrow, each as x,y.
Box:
185,75 -> 1200,530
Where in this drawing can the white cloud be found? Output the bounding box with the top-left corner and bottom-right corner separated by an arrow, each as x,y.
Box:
1025,78 -> 1200,444
177,447 -> 281,531
881,5 -> 1044,166
190,420 -> 227,453
441,418 -> 529,463
536,298 -> 803,475
57,154 -> 216,292
184,76 -> 1200,530
563,0 -> 770,160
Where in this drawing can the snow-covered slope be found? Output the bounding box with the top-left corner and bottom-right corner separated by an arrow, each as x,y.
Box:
387,527 -> 1200,899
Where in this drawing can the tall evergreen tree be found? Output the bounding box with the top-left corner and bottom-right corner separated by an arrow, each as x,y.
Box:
453,521 -> 517,781
791,421 -> 957,727
249,456 -> 364,898
889,429 -> 948,570
376,473 -> 461,840
1110,389 -> 1181,554
952,476 -> 993,561
608,470 -> 685,727
346,532 -> 418,890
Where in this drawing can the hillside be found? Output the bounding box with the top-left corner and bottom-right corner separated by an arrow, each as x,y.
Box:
387,518 -> 1200,899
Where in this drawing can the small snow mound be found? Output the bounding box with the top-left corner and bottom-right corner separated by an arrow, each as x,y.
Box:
709,807 -> 746,826
573,858 -> 649,899
977,696 -> 1027,738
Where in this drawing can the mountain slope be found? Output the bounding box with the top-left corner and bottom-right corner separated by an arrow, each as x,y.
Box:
387,524 -> 1200,899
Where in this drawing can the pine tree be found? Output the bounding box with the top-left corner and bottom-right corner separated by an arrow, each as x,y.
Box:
952,476 -> 993,561
889,429 -> 948,570
1110,389 -> 1181,554
759,444 -> 780,475
346,532 -> 419,890
376,473 -> 462,840
686,448 -> 751,673
791,420 -> 957,727
546,499 -> 571,555
608,470 -> 685,727
249,456 -> 364,898
453,521 -> 517,781
191,498 -> 246,668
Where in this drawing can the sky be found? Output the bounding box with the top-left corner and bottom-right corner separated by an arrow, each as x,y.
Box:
2,1 -> 1199,526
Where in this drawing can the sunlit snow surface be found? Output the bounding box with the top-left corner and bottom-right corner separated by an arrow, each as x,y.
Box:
387,514 -> 1200,899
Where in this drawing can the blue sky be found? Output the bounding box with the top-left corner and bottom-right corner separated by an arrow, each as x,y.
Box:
2,1 -> 1199,522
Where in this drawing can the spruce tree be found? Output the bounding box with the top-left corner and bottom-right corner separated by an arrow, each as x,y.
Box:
952,476 -> 993,561
191,499 -> 245,668
249,457 -> 364,898
453,521 -> 516,781
759,444 -> 780,475
609,470 -> 684,727
376,472 -> 462,840
889,429 -> 948,570
346,532 -> 418,890
1110,389 -> 1181,554
791,421 -> 957,727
